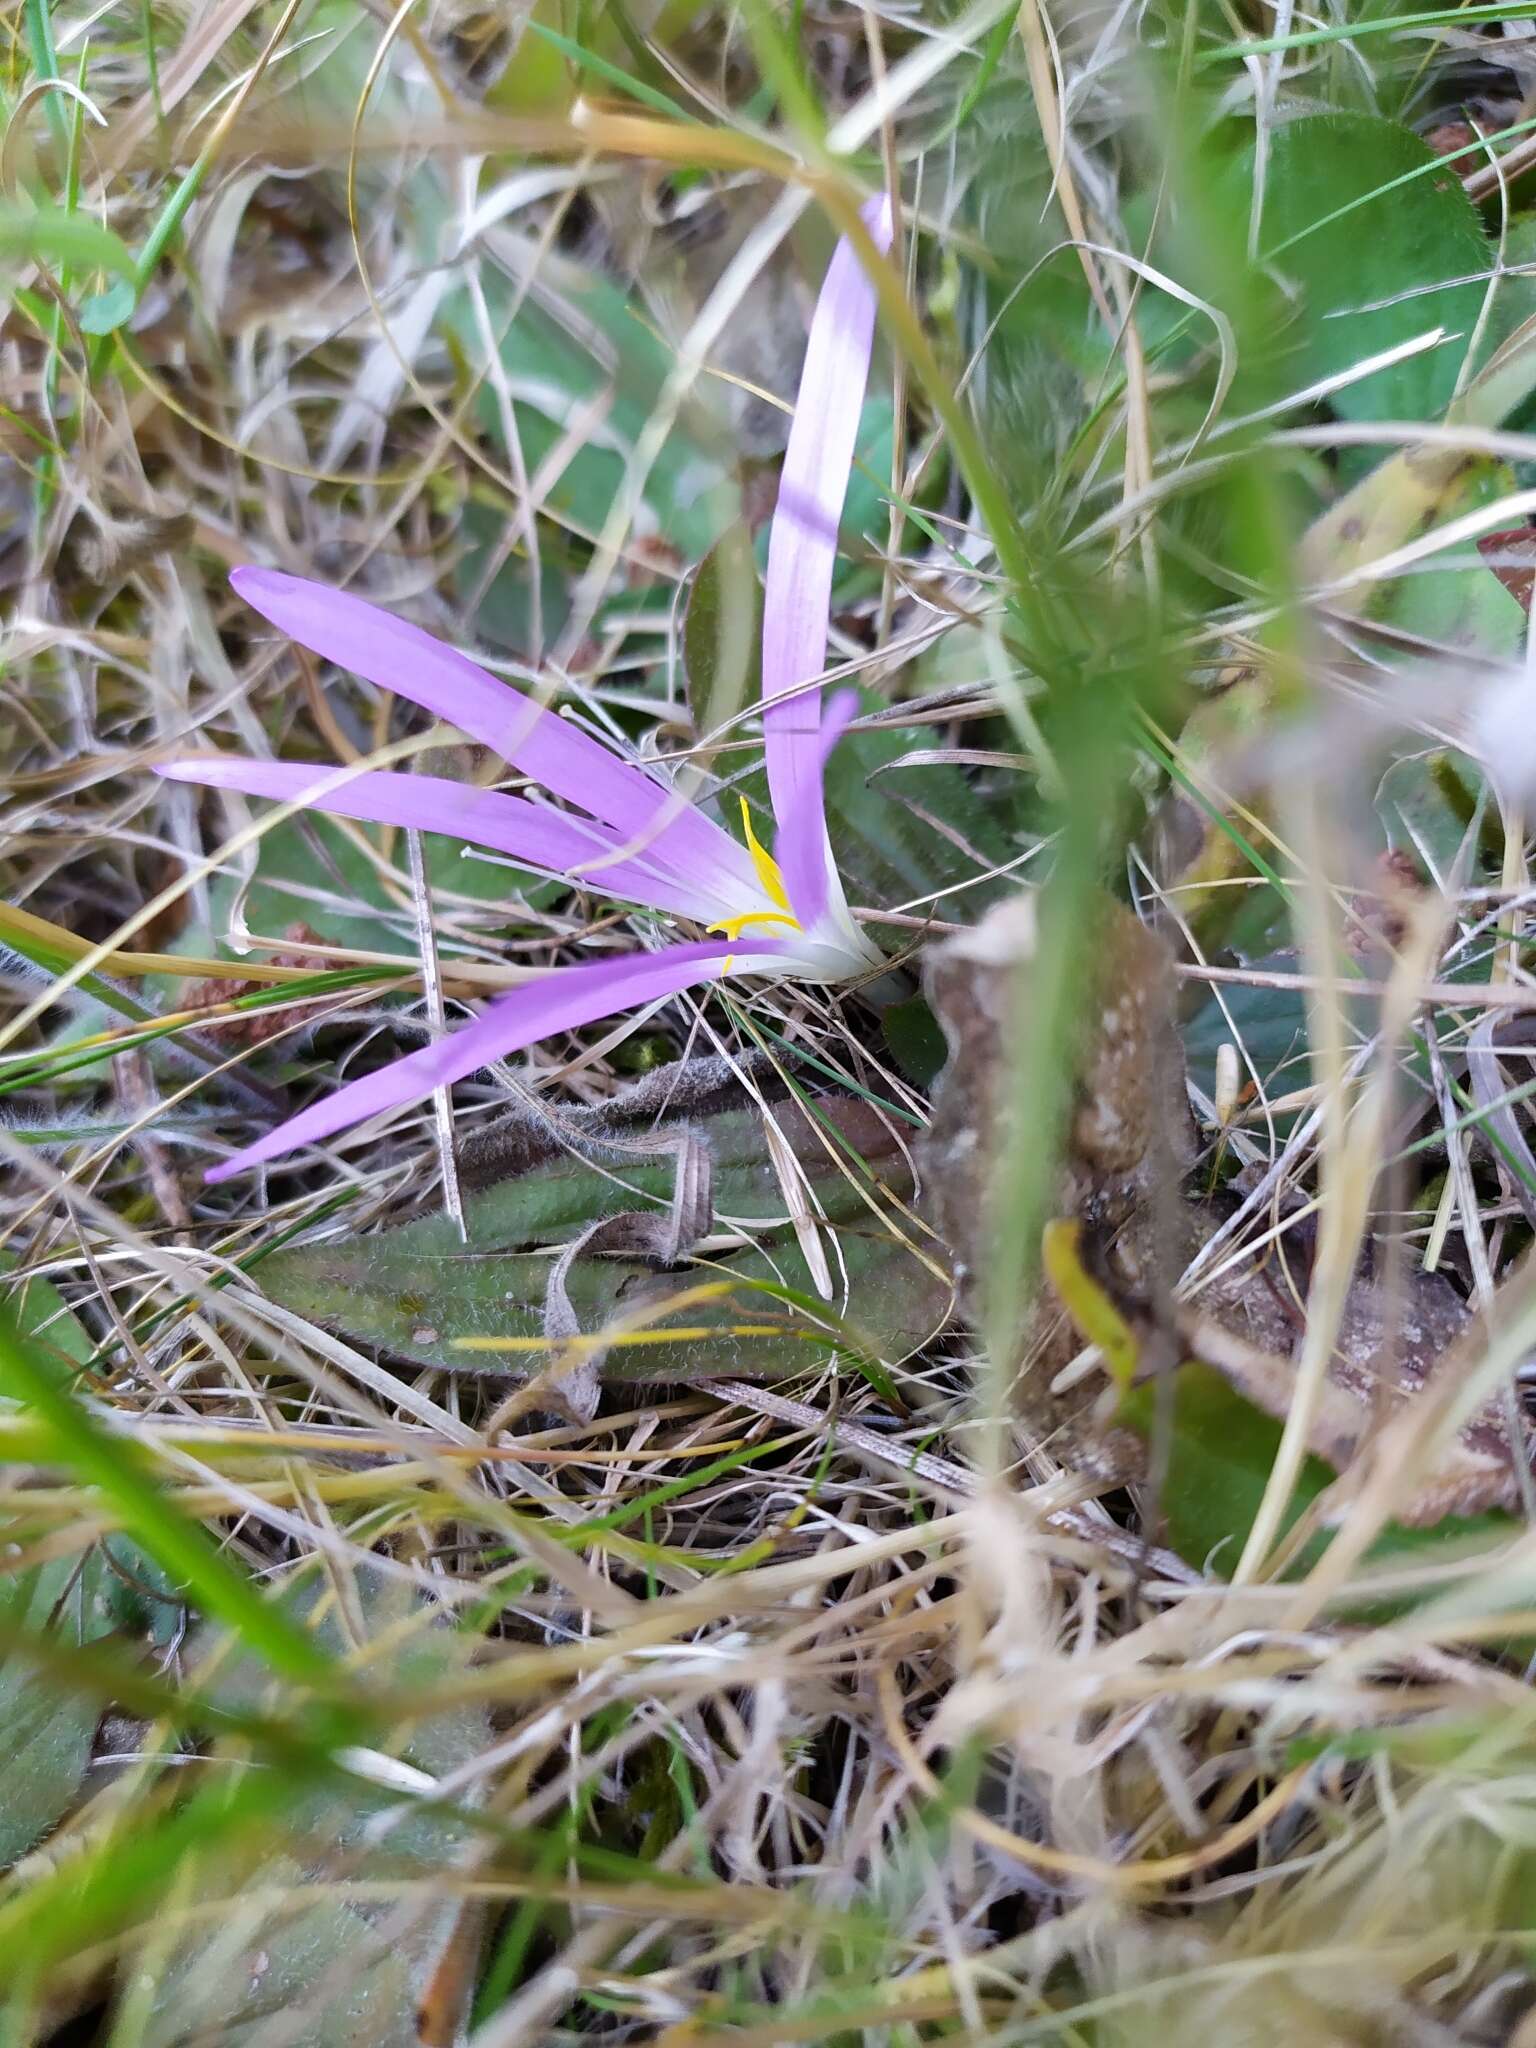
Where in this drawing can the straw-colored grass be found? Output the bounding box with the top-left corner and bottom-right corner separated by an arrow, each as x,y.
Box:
7,3 -> 1536,2042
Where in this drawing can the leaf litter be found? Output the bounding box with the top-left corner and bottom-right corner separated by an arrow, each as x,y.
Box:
15,4 -> 1536,2043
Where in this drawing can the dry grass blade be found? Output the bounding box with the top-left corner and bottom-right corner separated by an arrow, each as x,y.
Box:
11,0 -> 1536,2041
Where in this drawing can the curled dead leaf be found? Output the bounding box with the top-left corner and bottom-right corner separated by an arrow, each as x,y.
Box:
922,891 -> 1536,1532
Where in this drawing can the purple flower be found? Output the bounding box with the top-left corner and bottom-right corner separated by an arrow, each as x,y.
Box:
159,194 -> 895,1183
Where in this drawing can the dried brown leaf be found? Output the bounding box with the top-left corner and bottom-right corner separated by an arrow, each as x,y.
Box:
922,892 -> 1535,1524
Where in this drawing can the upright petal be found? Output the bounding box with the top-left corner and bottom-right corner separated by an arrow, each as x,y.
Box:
156,757 -> 731,923
761,192 -> 893,923
770,688 -> 861,936
230,567 -> 758,899
203,939 -> 791,1183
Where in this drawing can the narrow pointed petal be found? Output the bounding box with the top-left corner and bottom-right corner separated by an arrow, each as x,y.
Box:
155,757 -> 729,922
771,688 -> 861,935
761,192 -> 893,920
230,567 -> 757,896
204,939 -> 792,1183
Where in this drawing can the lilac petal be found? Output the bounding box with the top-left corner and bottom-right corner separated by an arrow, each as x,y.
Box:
230,567 -> 757,899
156,757 -> 728,923
761,192 -> 893,918
771,689 -> 860,934
205,938 -> 792,1183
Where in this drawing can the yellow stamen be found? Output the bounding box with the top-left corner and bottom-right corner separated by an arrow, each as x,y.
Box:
706,909 -> 801,942
739,796 -> 792,913
703,799 -> 804,965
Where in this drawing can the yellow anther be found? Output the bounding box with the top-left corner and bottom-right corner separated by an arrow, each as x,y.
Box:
706,909 -> 801,941
704,799 -> 802,958
739,797 -> 792,913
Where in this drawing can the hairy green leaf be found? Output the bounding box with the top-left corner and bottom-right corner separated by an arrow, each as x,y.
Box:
1252,113 -> 1491,423
262,1094 -> 950,1385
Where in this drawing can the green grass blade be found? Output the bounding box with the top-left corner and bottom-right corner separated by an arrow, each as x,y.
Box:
0,1320 -> 335,1687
